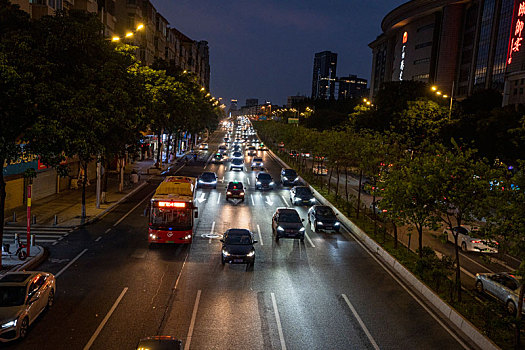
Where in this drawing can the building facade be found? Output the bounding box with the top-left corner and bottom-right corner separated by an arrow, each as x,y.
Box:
312,51 -> 338,100
337,75 -> 368,100
369,0 -> 525,105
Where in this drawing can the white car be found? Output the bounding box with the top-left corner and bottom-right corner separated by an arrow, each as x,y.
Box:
443,225 -> 498,253
251,157 -> 264,170
476,273 -> 524,315
199,143 -> 208,150
0,272 -> 56,342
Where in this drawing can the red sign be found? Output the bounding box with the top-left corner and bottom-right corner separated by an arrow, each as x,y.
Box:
507,1 -> 525,64
158,201 -> 186,208
402,31 -> 408,44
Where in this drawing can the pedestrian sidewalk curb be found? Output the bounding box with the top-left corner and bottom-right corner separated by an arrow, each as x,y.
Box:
6,246 -> 47,273
79,180 -> 148,227
267,147 -> 499,350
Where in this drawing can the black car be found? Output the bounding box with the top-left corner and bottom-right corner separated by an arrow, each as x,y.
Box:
272,208 -> 305,242
221,228 -> 257,266
290,186 -> 315,206
212,152 -> 223,164
226,181 -> 245,201
255,172 -> 274,190
308,205 -> 340,233
136,336 -> 182,350
280,168 -> 299,186
197,172 -> 218,189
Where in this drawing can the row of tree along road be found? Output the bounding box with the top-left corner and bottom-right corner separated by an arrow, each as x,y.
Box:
0,3 -> 221,263
254,81 -> 524,349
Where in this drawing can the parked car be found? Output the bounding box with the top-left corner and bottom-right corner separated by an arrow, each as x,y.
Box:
301,151 -> 311,158
289,150 -> 299,158
220,229 -> 257,266
226,181 -> 245,201
281,168 -> 299,186
0,272 -> 56,342
290,186 -> 316,206
443,225 -> 498,253
308,205 -> 340,233
369,200 -> 387,215
197,172 -> 218,189
136,336 -> 182,350
255,172 -> 274,190
251,157 -> 264,170
272,208 -> 305,242
312,165 -> 328,176
475,272 -> 524,315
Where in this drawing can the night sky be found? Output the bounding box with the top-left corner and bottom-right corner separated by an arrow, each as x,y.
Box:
152,0 -> 407,107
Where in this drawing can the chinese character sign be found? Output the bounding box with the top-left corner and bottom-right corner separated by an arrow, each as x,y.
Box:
508,1 -> 525,64
399,32 -> 408,81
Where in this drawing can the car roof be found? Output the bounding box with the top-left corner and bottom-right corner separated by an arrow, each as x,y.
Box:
226,228 -> 251,235
276,207 -> 299,214
201,172 -> 216,176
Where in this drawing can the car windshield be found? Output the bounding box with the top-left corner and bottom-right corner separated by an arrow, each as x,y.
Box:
283,169 -> 297,177
228,182 -> 243,190
455,227 -> 469,235
232,159 -> 243,165
233,152 -> 242,157
0,286 -> 26,307
225,232 -> 252,245
317,207 -> 335,218
219,145 -> 226,150
254,158 -> 263,162
150,208 -> 192,229
279,211 -> 301,223
295,187 -> 312,196
200,173 -> 215,180
258,174 -> 272,180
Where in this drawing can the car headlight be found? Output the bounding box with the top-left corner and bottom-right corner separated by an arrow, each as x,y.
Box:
222,250 -> 230,256
149,234 -> 157,240
260,162 -> 264,166
277,226 -> 285,231
256,181 -> 261,185
198,180 -> 203,183
283,176 -> 288,181
317,221 -> 323,226
240,192 -> 245,196
227,191 -> 232,195
299,227 -> 305,232
310,198 -> 316,202
211,180 -> 217,184
1,319 -> 17,329
334,222 -> 340,226
295,197 -> 302,201
270,182 -> 275,185
247,251 -> 255,257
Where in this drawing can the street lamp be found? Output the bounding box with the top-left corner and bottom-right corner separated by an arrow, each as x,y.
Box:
431,83 -> 454,120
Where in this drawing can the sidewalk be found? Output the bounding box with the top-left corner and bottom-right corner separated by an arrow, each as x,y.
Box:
3,159 -> 155,228
1,245 -> 45,272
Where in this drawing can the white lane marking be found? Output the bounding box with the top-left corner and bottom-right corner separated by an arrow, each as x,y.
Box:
280,195 -> 290,206
196,192 -> 206,203
257,224 -> 263,246
247,178 -> 250,185
216,193 -> 221,204
209,221 -> 215,244
265,196 -> 274,206
56,249 -> 88,278
340,230 -> 470,349
304,232 -> 315,248
184,290 -> 202,350
83,287 -> 128,350
105,228 -> 111,234
341,294 -> 380,350
251,194 -> 255,205
95,236 -> 102,242
271,293 -> 287,350
113,191 -> 154,227
52,241 -> 58,246
221,176 -> 225,183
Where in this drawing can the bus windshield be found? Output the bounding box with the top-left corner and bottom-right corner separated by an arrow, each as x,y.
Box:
150,207 -> 192,230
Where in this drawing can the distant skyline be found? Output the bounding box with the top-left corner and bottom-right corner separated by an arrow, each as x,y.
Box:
152,0 -> 407,106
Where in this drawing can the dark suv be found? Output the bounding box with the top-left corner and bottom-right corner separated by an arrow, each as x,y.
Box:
220,229 -> 257,266
226,181 -> 245,202
280,168 -> 299,186
272,208 -> 305,242
308,205 -> 340,233
290,186 -> 315,206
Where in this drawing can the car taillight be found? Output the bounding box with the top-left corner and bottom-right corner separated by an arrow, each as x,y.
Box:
471,240 -> 481,243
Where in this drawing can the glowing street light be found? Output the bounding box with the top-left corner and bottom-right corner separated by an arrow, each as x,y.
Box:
136,23 -> 144,31
125,32 -> 133,38
431,86 -> 437,91
111,36 -> 120,42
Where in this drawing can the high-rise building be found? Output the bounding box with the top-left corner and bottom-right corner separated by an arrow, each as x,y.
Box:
246,98 -> 259,107
337,75 -> 368,100
312,51 -> 338,100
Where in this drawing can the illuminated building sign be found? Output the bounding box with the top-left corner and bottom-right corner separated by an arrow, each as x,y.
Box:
399,32 -> 408,80
158,201 -> 186,208
508,1 -> 525,64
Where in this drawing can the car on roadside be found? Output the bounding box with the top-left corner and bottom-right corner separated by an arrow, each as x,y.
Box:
255,172 -> 275,190
290,186 -> 316,206
281,168 -> 299,186
301,151 -> 311,158
272,208 -> 305,242
226,181 -> 245,201
308,205 -> 340,233
230,158 -> 244,171
136,336 -> 183,350
312,165 -> 328,176
251,157 -> 264,170
258,143 -> 268,151
0,272 -> 56,342
289,150 -> 299,158
199,143 -> 208,150
443,225 -> 499,253
369,200 -> 387,215
220,229 -> 257,266
475,272 -> 524,315
197,172 -> 218,189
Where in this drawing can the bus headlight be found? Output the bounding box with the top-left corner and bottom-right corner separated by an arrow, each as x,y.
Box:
149,234 -> 157,240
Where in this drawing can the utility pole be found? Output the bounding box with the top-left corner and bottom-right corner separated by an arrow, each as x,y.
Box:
448,81 -> 455,120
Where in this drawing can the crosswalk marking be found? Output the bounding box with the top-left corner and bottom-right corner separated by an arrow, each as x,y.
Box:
2,226 -> 72,245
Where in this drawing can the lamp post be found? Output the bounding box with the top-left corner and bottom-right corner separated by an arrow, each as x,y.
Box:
431,82 -> 454,120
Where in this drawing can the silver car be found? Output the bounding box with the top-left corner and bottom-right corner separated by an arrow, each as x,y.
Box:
443,225 -> 499,253
476,272 -> 524,315
0,272 -> 56,342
